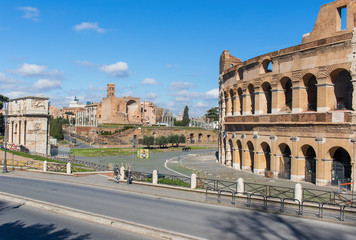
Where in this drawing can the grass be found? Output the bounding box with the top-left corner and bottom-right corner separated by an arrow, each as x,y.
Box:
71,148 -> 140,157
59,140 -> 69,145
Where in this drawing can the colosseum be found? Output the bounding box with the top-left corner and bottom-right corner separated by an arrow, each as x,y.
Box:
219,0 -> 356,190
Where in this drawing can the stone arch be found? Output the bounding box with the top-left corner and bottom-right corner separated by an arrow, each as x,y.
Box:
198,133 -> 203,143
303,73 -> 318,111
126,100 -> 139,123
228,139 -> 233,167
246,141 -> 254,172
301,144 -> 317,184
238,68 -> 244,80
229,89 -> 234,115
329,146 -> 352,186
277,143 -> 291,179
280,77 -> 293,112
261,59 -> 272,73
330,69 -> 353,110
260,142 -> 271,172
236,140 -> 243,170
190,133 -> 194,143
262,82 -> 272,114
237,88 -> 243,115
248,84 -> 255,114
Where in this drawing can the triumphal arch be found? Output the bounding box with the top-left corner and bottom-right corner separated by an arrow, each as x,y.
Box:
219,0 -> 356,189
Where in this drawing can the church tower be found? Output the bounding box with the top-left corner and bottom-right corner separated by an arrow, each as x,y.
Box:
107,83 -> 115,97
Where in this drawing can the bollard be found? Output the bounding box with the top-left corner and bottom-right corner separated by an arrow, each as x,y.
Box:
66,162 -> 71,174
153,170 -> 158,185
295,183 -> 302,202
43,161 -> 47,172
191,173 -> 197,189
237,178 -> 244,194
120,166 -> 125,180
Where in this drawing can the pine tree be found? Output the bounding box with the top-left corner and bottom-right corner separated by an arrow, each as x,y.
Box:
182,105 -> 190,126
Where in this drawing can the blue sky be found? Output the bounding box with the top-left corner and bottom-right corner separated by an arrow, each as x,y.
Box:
0,0 -> 331,117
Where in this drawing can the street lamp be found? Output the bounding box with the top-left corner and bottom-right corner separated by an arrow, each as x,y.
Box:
2,102 -> 9,173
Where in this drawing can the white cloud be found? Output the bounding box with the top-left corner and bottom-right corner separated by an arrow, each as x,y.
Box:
19,7 -> 40,21
205,88 -> 219,99
175,97 -> 190,102
99,62 -> 129,78
195,102 -> 209,108
33,79 -> 61,90
170,90 -> 203,98
142,78 -> 158,85
0,73 -> 16,84
146,92 -> 158,100
10,63 -> 64,79
75,60 -> 100,67
74,22 -> 106,33
168,81 -> 194,90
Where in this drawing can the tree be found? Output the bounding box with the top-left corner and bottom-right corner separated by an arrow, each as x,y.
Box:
0,95 -> 9,136
205,107 -> 219,121
182,105 -> 190,126
167,134 -> 180,147
142,135 -> 154,148
179,134 -> 186,146
50,117 -> 64,140
156,136 -> 167,148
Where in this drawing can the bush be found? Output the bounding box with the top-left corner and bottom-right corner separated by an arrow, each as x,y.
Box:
142,135 -> 154,148
156,136 -> 167,148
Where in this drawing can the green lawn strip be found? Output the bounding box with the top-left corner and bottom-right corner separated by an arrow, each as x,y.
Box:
0,148 -> 92,171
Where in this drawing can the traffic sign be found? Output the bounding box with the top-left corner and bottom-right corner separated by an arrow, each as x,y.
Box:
10,143 -> 17,150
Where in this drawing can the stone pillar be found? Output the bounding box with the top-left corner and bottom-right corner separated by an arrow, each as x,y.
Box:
66,162 -> 71,174
191,173 -> 197,189
351,79 -> 356,111
291,85 -> 306,113
226,97 -> 232,116
237,178 -> 244,194
295,183 -> 302,202
254,151 -> 265,175
271,88 -> 284,113
43,160 -> 47,172
120,166 -> 125,180
233,94 -> 240,116
242,149 -> 251,172
254,89 -> 264,115
242,93 -> 251,115
315,137 -> 329,186
316,81 -> 334,112
152,170 -> 158,185
273,154 -> 283,178
290,136 -> 303,182
293,156 -> 305,182
233,147 -> 240,169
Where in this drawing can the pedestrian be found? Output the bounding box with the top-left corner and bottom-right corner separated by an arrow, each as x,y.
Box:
113,165 -> 119,183
126,168 -> 132,184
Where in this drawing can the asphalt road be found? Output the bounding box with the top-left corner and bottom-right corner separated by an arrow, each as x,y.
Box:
0,199 -> 154,240
0,175 -> 355,240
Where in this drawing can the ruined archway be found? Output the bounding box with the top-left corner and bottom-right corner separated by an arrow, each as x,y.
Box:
261,142 -> 271,172
262,82 -> 272,114
281,77 -> 292,112
236,140 -> 243,170
248,84 -> 255,115
229,89 -> 234,115
246,141 -> 254,172
126,100 -> 139,123
278,143 -> 291,179
303,74 -> 317,111
301,145 -> 317,184
238,88 -> 243,115
331,69 -> 353,110
330,147 -> 352,186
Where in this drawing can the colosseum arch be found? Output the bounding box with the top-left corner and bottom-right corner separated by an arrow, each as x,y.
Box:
248,84 -> 255,115
246,141 -> 255,172
330,69 -> 353,110
303,73 -> 318,111
228,138 -> 233,167
261,59 -> 272,73
260,142 -> 271,173
229,89 -> 234,116
238,68 -> 244,80
262,82 -> 272,114
300,144 -> 317,184
280,77 -> 293,112
328,146 -> 352,186
277,143 -> 291,180
236,140 -> 243,169
237,88 -> 243,115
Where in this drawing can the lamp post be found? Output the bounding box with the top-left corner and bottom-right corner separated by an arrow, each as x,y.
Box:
2,102 -> 9,173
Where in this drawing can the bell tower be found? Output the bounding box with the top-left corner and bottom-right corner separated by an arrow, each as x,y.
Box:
107,83 -> 115,97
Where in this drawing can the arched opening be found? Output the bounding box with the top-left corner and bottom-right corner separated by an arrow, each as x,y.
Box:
229,139 -> 233,167
238,88 -> 243,115
190,133 -> 194,143
238,68 -> 244,80
247,141 -> 254,172
229,89 -> 234,115
262,82 -> 272,114
198,133 -> 203,143
248,84 -> 255,115
224,91 -> 228,116
331,147 -> 352,186
261,142 -> 271,171
281,77 -> 292,112
302,145 -> 317,184
261,59 -> 272,73
331,69 -> 353,110
126,100 -> 139,123
278,144 -> 291,179
237,140 -> 243,170
303,74 -> 317,111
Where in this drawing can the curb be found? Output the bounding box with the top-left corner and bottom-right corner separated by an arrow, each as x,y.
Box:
0,191 -> 206,240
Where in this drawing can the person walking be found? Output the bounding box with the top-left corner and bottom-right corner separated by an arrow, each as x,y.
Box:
126,168 -> 132,184
113,165 -> 119,183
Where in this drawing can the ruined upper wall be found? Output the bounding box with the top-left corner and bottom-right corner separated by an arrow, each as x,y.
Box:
219,50 -> 241,74
302,0 -> 356,43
